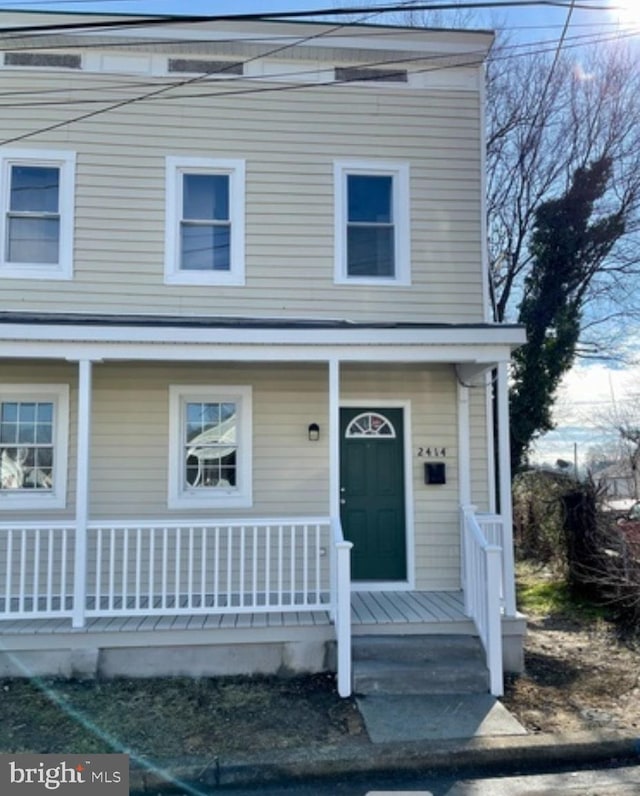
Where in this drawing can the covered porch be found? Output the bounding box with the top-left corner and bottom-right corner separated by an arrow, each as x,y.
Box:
0,315 -> 525,696
0,509 -> 520,695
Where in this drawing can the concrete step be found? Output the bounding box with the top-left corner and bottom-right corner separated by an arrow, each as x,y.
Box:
352,634 -> 489,696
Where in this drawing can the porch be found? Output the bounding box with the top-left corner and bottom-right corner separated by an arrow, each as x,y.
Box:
0,511 -> 520,696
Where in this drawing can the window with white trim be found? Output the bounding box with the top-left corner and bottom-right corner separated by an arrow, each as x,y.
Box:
0,385 -> 69,509
0,150 -> 75,280
168,385 -> 252,509
165,157 -> 245,285
334,160 -> 410,285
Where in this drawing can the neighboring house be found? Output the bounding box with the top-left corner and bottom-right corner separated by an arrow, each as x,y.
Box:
0,11 -> 525,696
596,462 -> 638,511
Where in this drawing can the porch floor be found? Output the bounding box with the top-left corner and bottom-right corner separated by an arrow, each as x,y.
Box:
0,590 -> 470,636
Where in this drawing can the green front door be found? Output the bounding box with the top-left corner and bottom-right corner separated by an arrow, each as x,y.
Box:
340,407 -> 407,581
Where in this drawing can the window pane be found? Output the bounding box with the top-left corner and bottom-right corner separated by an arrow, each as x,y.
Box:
36,403 -> 53,423
1,403 -> 18,423
18,403 -> 36,423
184,446 -> 237,487
0,422 -> 16,444
7,217 -> 60,263
35,421 -> 53,444
10,165 -> 59,213
0,446 -> 52,491
183,400 -> 238,490
347,175 -> 392,223
181,224 -> 230,271
347,226 -> 395,277
1,447 -> 22,489
183,174 -> 229,221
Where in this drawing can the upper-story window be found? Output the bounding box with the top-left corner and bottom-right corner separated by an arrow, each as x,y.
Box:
334,160 -> 410,286
0,384 -> 69,510
165,157 -> 245,286
0,150 -> 75,280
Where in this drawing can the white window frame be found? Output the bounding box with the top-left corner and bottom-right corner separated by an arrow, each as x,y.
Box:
334,160 -> 410,286
0,149 -> 75,280
0,384 -> 69,510
168,385 -> 252,509
164,156 -> 246,286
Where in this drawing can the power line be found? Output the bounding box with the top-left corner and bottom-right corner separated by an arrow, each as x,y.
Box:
0,20 -> 636,112
0,1 -> 622,34
0,2 -> 635,141
0,0 -> 429,143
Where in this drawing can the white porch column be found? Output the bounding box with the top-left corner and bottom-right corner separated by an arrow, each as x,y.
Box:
497,360 -> 517,617
457,380 -> 471,612
72,358 -> 93,629
457,380 -> 471,507
329,358 -> 340,519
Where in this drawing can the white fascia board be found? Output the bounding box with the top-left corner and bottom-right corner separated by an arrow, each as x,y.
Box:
0,341 -> 520,366
0,322 -> 525,349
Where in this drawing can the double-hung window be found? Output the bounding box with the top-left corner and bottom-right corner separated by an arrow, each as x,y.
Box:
0,150 -> 75,280
334,160 -> 410,285
0,385 -> 69,509
168,385 -> 252,509
165,157 -> 245,285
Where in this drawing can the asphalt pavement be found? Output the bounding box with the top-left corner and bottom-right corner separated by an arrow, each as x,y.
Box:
129,726 -> 640,793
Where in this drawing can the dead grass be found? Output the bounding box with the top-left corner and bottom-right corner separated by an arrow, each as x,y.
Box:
502,562 -> 640,734
0,673 -> 364,761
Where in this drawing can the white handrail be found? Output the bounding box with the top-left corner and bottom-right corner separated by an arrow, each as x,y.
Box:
461,505 -> 504,696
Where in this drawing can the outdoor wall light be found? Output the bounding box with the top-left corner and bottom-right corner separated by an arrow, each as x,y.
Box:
308,423 -> 320,441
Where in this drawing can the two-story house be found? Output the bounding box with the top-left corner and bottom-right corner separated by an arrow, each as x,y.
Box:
0,11 -> 525,696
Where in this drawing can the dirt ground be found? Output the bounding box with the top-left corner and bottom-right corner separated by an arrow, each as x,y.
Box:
502,611 -> 640,735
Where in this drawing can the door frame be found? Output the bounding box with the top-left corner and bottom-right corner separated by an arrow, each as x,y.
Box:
340,398 -> 415,591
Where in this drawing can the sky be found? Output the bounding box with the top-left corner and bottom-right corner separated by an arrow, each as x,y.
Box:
1,0 -> 639,468
0,1 -> 634,41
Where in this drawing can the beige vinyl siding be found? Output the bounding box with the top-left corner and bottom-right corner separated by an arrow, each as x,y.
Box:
89,362 -> 331,519
1,68 -> 485,323
1,360 -> 466,590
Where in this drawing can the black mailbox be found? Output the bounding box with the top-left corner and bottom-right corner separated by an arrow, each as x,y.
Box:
425,462 -> 446,485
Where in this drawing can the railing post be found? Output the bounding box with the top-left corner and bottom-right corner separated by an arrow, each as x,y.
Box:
72,359 -> 93,629
335,539 -> 353,698
461,504 -> 476,616
486,544 -> 504,696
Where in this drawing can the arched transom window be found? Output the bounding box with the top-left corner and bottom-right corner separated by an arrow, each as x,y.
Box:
345,412 -> 396,439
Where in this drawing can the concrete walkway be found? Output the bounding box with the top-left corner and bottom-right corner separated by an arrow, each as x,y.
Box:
356,694 -> 527,743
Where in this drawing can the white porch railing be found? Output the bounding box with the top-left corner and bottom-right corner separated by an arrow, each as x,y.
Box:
0,516 -> 353,695
0,522 -> 75,619
84,518 -> 332,618
461,505 -> 504,696
476,512 -> 517,617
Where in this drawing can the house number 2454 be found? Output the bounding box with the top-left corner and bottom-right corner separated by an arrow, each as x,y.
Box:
417,447 -> 446,458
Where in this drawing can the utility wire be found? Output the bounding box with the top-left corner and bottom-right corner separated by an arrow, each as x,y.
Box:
0,20 -> 636,112
0,2 -> 622,34
0,0 -> 428,144
0,1 -> 634,139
